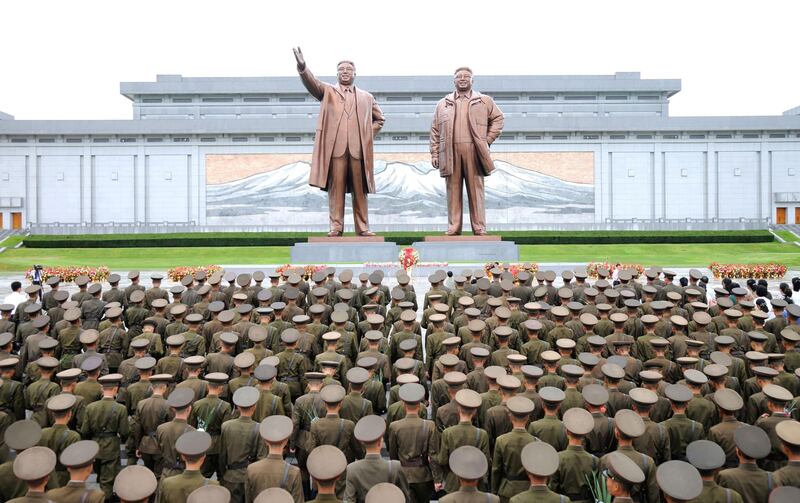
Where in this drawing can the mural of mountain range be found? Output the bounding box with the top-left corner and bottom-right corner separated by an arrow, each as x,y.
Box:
206,160 -> 593,222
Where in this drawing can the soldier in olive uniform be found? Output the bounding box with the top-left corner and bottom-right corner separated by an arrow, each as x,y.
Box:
630,387 -> 671,465
600,409 -> 660,503
157,388 -> 197,480
26,356 -> 61,426
189,372 -> 232,478
718,424 -> 776,503
0,357 -> 25,419
157,430 -> 219,503
134,373 -> 173,476
310,384 -> 361,498
438,445 -> 499,503
219,387 -> 267,503
80,373 -> 129,499
663,383 -> 705,460
306,444 -> 348,503
685,440 -> 744,503
491,396 -> 537,503
38,393 -> 81,487
277,330 -> 309,401
550,407 -> 601,503
292,371 -> 327,498
344,415 -> 409,503
244,415 -> 303,503
509,441 -> 569,503
527,386 -> 567,452
438,388 -> 490,493
44,440 -> 106,503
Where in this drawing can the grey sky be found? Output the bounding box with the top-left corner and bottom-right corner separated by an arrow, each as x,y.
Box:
1,0 -> 797,120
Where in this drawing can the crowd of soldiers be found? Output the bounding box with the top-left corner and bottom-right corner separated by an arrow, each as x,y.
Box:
1,264 -> 800,503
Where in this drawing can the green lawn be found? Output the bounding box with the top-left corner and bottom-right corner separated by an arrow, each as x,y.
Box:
1,241 -> 798,273
775,230 -> 799,243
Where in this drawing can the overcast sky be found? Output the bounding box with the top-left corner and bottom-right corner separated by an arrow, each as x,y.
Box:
1,0 -> 797,120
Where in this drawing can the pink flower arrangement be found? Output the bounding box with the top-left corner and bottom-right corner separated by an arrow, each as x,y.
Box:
26,266 -> 111,283
399,247 -> 420,272
167,265 -> 223,282
709,262 -> 787,279
586,262 -> 645,278
274,264 -> 327,280
484,263 -> 540,279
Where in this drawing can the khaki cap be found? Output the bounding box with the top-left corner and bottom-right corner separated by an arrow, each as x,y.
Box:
449,445 -> 488,480
254,364 -> 277,382
46,393 -> 76,412
188,485 -> 231,503
615,409 -> 646,438
6,419 -> 42,451
455,388 -> 482,408
13,445 -> 56,481
400,310 -> 417,322
521,441 -> 559,476
320,384 -> 346,404
365,483 -> 405,503
607,451 -> 645,485
563,407 -> 594,435
399,383 -> 426,403
57,367 -> 82,381
439,354 -> 459,368
354,415 -> 386,443
497,375 -> 522,390
79,330 -> 100,345
166,334 -> 186,346
776,420 -> 800,447
506,396 -> 535,415
130,290 -> 145,303
234,352 -> 256,369
541,350 -> 560,362
657,460 -> 703,501
149,373 -> 174,384
346,367 -> 369,385
470,347 -> 490,358
521,365 -> 544,378
167,388 -> 194,409
601,363 -> 625,379
114,465 -> 158,501
398,339 -> 418,352
484,366 -> 507,380
444,371 -> 467,386
686,439 -> 726,470
769,487 -> 800,503
260,415 -> 294,443
308,445 -> 347,481
365,330 -> 384,342
176,430 -> 212,456
665,383 -> 693,403
64,307 -> 82,322
253,486 -> 290,503
712,388 -> 744,412
539,386 -> 566,403
735,424 -> 771,459
684,369 -> 707,385
396,374 -> 419,385
763,384 -> 793,402
36,356 -> 60,369
629,387 -> 658,406
233,386 -> 260,408
60,440 -> 99,468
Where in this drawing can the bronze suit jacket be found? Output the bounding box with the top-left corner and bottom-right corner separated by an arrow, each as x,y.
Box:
430,90 -> 504,177
297,66 -> 385,193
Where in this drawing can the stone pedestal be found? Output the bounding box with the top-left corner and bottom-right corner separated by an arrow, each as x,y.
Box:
411,235 -> 519,262
291,236 -> 398,263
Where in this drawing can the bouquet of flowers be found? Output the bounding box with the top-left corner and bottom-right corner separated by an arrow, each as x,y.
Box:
399,247 -> 420,272
167,265 -> 222,282
587,262 -> 644,278
26,265 -> 111,283
304,264 -> 327,278
484,262 -> 540,279
709,262 -> 787,279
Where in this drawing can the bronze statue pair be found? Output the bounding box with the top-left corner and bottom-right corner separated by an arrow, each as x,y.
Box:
293,48 -> 504,236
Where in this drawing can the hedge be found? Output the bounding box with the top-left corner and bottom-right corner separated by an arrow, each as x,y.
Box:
22,230 -> 774,248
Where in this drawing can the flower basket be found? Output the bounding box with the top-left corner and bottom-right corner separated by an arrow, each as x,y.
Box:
709,262 -> 787,279
399,247 -> 420,273
167,265 -> 223,282
26,266 -> 111,283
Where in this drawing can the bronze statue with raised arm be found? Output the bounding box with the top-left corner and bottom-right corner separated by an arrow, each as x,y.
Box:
293,47 -> 385,237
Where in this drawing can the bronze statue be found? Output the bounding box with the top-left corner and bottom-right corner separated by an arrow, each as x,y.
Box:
430,67 -> 504,235
293,47 -> 385,237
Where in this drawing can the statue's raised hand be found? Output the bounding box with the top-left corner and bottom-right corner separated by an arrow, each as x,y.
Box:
293,47 -> 306,70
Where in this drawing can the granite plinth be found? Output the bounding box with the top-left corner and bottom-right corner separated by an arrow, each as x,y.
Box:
424,235 -> 501,242
308,236 -> 385,243
291,240 -> 398,263
411,238 -> 518,262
